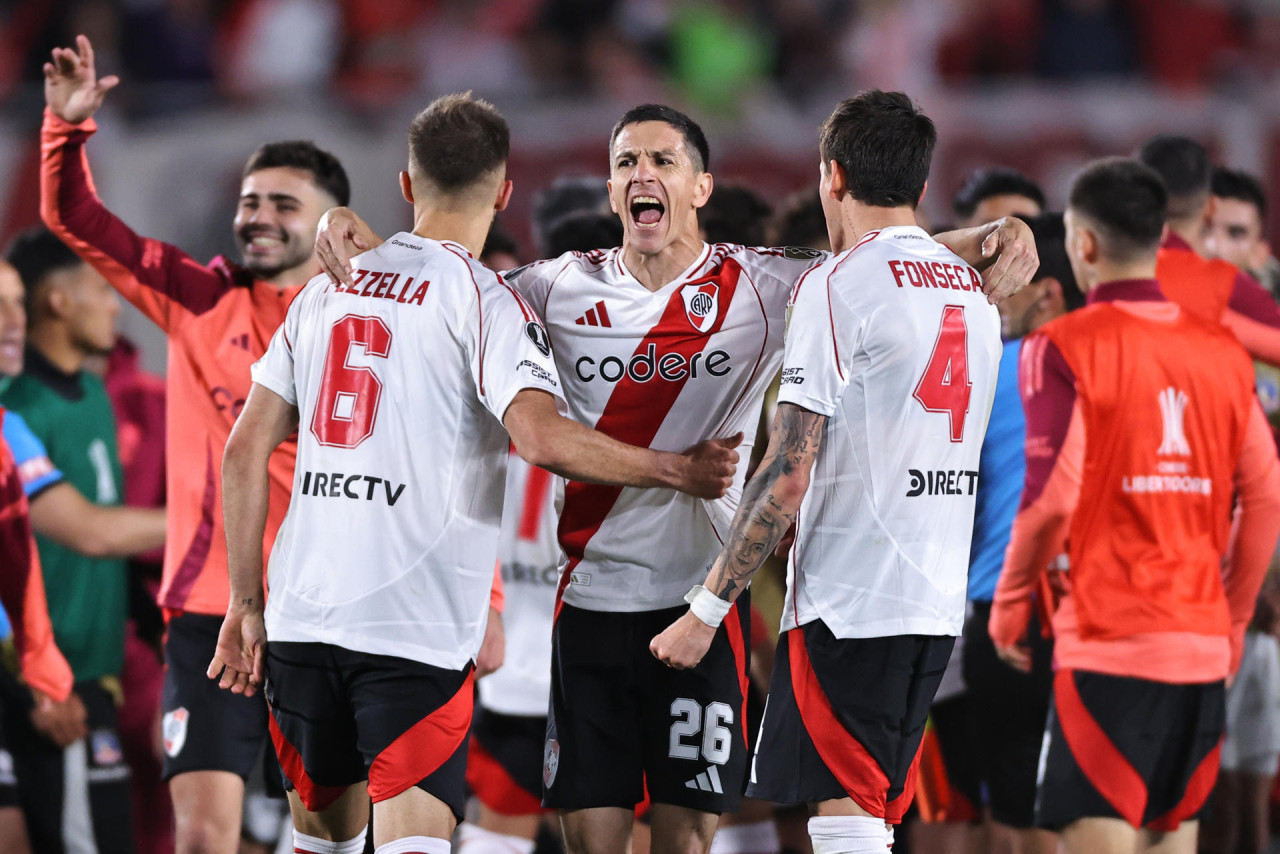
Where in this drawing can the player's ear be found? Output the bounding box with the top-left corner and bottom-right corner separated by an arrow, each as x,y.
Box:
827,160 -> 848,200
607,180 -> 619,215
1080,227 -> 1100,265
692,170 -> 714,210
399,171 -> 414,205
495,179 -> 513,213
917,179 -> 928,208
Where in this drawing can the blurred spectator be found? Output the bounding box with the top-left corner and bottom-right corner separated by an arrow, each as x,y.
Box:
952,167 -> 1045,229
1037,0 -> 1139,80
699,183 -> 772,246
667,0 -> 772,114
1209,167 -> 1279,296
219,0 -> 341,100
0,228 -> 137,854
545,211 -> 624,255
769,188 -> 829,251
99,337 -> 170,854
531,175 -> 611,257
482,220 -> 522,271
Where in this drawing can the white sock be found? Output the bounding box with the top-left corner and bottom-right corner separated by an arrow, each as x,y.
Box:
292,826 -> 368,854
376,836 -> 451,854
808,815 -> 891,854
456,824 -> 536,853
709,820 -> 782,854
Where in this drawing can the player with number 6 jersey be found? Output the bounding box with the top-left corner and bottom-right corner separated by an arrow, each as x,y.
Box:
312,102 -> 1035,854
210,94 -> 741,854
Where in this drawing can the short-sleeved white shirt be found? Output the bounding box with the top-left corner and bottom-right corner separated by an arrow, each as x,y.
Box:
508,244 -> 821,611
778,227 -> 1001,639
253,233 -> 565,670
478,454 -> 562,717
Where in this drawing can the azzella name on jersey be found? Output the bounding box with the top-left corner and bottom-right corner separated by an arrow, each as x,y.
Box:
334,269 -> 431,305
299,470 -> 407,505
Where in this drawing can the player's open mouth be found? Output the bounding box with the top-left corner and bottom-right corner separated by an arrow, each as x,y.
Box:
630,196 -> 665,230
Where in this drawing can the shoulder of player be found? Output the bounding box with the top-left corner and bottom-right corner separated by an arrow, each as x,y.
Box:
724,244 -> 829,280
506,248 -> 614,285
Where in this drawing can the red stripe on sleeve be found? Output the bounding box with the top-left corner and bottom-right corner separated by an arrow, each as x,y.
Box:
1019,335 -> 1076,509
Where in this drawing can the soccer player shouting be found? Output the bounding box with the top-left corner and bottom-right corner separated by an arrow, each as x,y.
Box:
42,35 -> 350,854
992,158 -> 1280,854
315,101 -> 1034,854
209,93 -> 738,854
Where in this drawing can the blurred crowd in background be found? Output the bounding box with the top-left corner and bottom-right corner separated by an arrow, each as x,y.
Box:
4,0 -> 1280,115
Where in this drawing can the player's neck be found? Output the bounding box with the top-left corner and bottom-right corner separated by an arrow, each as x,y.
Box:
835,203 -> 919,253
1167,218 -> 1208,256
259,261 -> 319,289
411,207 -> 490,258
26,326 -> 86,375
1084,261 -> 1158,293
620,233 -> 705,292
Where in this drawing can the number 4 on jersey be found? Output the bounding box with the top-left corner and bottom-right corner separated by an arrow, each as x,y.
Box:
913,305 -> 971,443
311,314 -> 393,449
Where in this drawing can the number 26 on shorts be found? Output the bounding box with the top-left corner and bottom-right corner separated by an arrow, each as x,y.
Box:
669,698 -> 734,765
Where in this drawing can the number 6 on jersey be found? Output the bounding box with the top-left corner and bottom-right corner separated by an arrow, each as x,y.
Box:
311,314 -> 393,448
913,304 -> 971,442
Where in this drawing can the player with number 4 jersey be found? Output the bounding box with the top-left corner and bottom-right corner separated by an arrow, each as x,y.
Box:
652,91 -> 1002,854
210,94 -> 739,854
313,102 -> 1034,854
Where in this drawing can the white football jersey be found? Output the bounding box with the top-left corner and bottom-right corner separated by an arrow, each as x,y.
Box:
253,233 -> 565,670
478,453 -> 562,717
778,226 -> 1001,638
508,243 -> 822,611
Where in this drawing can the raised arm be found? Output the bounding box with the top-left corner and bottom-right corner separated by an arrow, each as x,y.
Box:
42,36 -> 228,329
315,207 -> 384,289
503,389 -> 741,498
207,383 -> 299,697
935,216 -> 1039,305
650,402 -> 826,669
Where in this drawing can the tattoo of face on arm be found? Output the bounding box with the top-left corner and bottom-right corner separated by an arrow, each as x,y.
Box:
707,404 -> 826,602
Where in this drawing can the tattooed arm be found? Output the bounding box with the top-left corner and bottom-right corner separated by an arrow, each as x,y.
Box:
650,403 -> 826,669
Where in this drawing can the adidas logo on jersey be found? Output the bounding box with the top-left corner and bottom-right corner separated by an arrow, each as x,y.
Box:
574,300 -> 612,327
685,765 -> 724,794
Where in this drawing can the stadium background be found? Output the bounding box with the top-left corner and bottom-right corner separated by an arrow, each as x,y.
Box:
3,2 -> 1280,852
2,0 -> 1280,375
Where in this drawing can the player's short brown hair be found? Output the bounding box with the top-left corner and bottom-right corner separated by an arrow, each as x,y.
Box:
1068,157 -> 1167,263
819,90 -> 935,209
408,93 -> 510,193
243,141 -> 350,206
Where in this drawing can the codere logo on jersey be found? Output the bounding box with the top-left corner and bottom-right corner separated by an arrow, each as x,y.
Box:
574,344 -> 731,384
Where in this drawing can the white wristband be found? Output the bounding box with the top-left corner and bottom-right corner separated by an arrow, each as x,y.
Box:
685,585 -> 733,627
